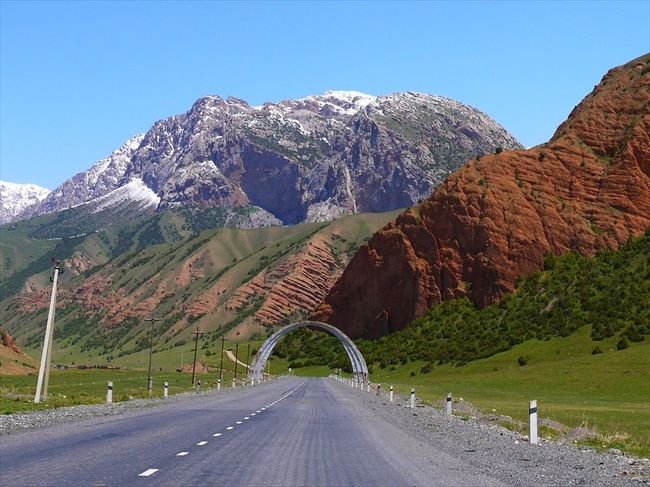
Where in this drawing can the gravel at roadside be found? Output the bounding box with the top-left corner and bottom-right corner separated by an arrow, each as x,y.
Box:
332,379 -> 649,486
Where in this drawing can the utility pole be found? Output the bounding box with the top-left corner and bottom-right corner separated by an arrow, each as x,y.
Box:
246,343 -> 250,371
234,342 -> 239,381
218,335 -> 225,382
191,328 -> 204,385
34,259 -> 63,403
144,317 -> 161,394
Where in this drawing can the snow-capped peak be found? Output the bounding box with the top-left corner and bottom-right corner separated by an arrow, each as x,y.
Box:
321,90 -> 377,108
0,181 -> 50,225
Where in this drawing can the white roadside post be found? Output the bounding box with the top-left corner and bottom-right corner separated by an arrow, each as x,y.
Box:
367,381 -> 371,393
410,388 -> 416,409
529,400 -> 538,445
376,383 -> 381,396
164,382 -> 169,398
34,261 -> 61,403
446,393 -> 452,416
217,379 -> 221,390
389,385 -> 394,402
232,378 -> 236,388
106,381 -> 113,404
196,380 -> 201,394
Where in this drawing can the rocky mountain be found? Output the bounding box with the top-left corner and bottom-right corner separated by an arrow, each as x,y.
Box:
0,181 -> 50,225
17,90 -> 521,226
313,54 -> 650,339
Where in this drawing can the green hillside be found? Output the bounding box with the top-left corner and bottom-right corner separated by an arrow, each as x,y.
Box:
275,229 -> 650,369
1,210 -> 399,364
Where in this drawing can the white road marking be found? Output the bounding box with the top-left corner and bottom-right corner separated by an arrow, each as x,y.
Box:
236,421 -> 242,424
226,426 -> 234,430
251,413 -> 256,416
256,410 -> 261,413
196,441 -> 208,446
138,469 -> 158,477
176,452 -> 189,456
213,433 -> 222,437
244,417 -> 250,420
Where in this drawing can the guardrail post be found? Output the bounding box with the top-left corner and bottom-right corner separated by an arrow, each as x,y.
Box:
376,383 -> 381,396
529,400 -> 538,445
164,382 -> 168,398
107,381 -> 113,404
446,392 -> 452,416
196,380 -> 201,394
389,385 -> 394,402
367,381 -> 371,393
217,379 -> 221,390
232,378 -> 236,388
410,388 -> 416,409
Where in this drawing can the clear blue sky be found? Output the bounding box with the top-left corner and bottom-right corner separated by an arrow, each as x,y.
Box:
1,1 -> 648,189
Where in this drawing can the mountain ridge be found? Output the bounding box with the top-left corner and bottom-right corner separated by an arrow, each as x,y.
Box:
15,90 -> 521,226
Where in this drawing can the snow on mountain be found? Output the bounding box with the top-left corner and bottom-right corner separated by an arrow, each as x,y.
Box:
14,91 -> 522,227
19,134 -> 145,220
91,178 -> 160,214
0,181 -> 50,224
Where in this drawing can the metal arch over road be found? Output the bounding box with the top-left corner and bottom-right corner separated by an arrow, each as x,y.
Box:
248,321 -> 369,384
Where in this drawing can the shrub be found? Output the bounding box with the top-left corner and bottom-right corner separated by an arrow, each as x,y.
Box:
420,362 -> 433,374
616,337 -> 629,350
623,325 -> 645,343
517,355 -> 528,366
591,346 -> 603,355
495,147 -> 503,154
409,371 -> 416,377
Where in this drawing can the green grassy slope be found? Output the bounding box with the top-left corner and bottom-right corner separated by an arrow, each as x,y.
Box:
2,210 -> 400,367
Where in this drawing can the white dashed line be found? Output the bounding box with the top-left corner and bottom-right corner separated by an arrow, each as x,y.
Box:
196,441 -> 208,446
138,469 -> 158,477
244,417 -> 250,420
226,426 -> 234,430
251,413 -> 256,416
176,452 -> 189,457
256,410 -> 261,413
236,421 -> 242,424
213,433 -> 222,437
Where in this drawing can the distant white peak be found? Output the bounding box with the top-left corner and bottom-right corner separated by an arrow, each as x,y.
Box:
91,178 -> 159,214
0,181 -> 51,224
0,180 -> 51,195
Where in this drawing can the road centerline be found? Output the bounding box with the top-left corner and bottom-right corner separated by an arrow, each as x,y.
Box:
138,469 -> 158,477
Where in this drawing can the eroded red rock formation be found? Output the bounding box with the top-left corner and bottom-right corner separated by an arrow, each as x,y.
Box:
313,54 -> 650,339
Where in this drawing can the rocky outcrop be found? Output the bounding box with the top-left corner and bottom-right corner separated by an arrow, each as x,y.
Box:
17,91 -> 521,226
0,330 -> 35,375
313,54 -> 650,339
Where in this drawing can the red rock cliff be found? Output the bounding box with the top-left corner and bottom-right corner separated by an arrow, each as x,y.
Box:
313,54 -> 650,339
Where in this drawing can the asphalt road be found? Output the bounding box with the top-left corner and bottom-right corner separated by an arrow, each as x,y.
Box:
0,378 -> 505,486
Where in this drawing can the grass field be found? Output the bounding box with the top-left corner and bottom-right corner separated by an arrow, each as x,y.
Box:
0,366 -> 246,415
